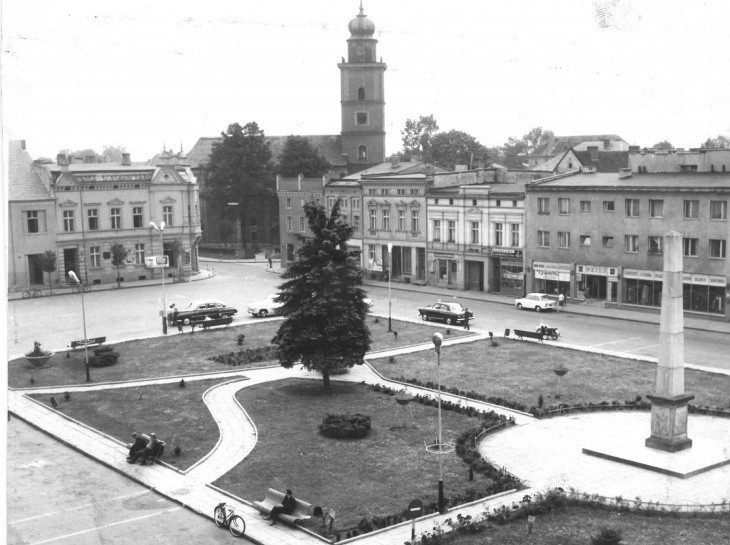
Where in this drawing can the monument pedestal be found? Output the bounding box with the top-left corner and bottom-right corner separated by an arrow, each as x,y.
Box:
645,393 -> 695,453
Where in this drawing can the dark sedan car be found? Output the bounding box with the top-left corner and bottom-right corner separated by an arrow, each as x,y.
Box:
417,302 -> 473,325
171,300 -> 238,325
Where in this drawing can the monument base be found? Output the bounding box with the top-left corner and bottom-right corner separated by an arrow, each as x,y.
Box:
645,393 -> 694,453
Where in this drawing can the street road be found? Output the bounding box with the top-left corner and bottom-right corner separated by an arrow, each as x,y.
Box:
7,261 -> 729,371
7,418 -> 236,545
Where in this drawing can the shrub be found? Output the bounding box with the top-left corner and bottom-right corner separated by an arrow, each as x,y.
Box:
88,346 -> 120,367
591,526 -> 623,545
208,345 -> 277,366
319,413 -> 371,439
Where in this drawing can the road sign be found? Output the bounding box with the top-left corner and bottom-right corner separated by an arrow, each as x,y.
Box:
145,256 -> 169,269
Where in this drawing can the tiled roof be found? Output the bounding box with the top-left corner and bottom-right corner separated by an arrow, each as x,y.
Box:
535,134 -> 627,156
528,171 -> 730,190
344,160 -> 449,180
45,163 -> 155,172
187,134 -> 346,169
8,141 -> 53,201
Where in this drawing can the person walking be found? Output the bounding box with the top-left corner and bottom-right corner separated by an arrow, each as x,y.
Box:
463,308 -> 470,330
558,292 -> 565,312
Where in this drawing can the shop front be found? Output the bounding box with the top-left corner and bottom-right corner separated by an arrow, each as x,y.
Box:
623,269 -> 663,307
532,261 -> 571,296
490,248 -> 524,296
576,264 -> 619,302
682,273 -> 726,315
430,252 -> 459,288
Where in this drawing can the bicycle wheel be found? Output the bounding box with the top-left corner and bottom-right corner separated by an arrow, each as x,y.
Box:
83,285 -> 91,292
33,289 -> 42,297
228,515 -> 246,537
22,290 -> 31,299
72,285 -> 80,294
182,274 -> 189,282
213,505 -> 226,528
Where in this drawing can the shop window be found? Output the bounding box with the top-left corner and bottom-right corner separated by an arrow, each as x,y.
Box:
603,201 -> 615,212
648,200 -> 663,218
683,237 -> 698,257
438,260 -> 447,280
648,236 -> 663,255
709,239 -> 726,258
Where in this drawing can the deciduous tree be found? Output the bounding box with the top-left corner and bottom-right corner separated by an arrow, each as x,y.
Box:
276,136 -> 331,177
39,250 -> 57,293
700,135 -> 730,149
401,114 -> 439,157
430,130 -> 491,169
272,200 -> 371,390
110,243 -> 128,287
652,140 -> 673,150
219,219 -> 234,247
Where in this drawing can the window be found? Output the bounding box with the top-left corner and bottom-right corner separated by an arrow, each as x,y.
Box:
358,145 -> 367,160
133,207 -> 143,228
63,210 -> 75,232
287,216 -> 292,232
381,209 -> 390,230
558,198 -> 570,215
625,199 -> 639,217
368,244 -> 376,263
411,211 -> 419,231
558,231 -> 570,248
299,217 -> 305,232
447,221 -> 456,242
25,210 -> 41,233
470,221 -> 479,244
580,200 -> 591,212
397,189 -> 405,196
357,87 -> 365,101
90,246 -> 101,268
603,201 -> 615,212
603,236 -> 614,248
398,209 -> 406,230
648,236 -> 663,255
434,199 -> 439,205
472,199 -> 477,206
625,235 -> 639,253
286,198 -> 292,209
710,239 -> 726,258
537,230 -> 550,247
299,198 -> 305,208
163,205 -> 173,226
135,243 -> 145,264
510,223 -> 520,246
538,198 -> 549,214
710,200 -> 727,220
683,200 -> 699,219
356,112 -> 368,125
352,198 -> 360,208
512,200 -> 518,207
87,209 -> 99,230
580,235 -> 591,246
496,200 -> 501,207
110,208 -> 121,229
410,189 -> 419,196
683,237 -> 698,256
433,220 -> 441,241
494,222 -> 503,246
649,200 -> 663,218
369,209 -> 376,229
380,188 -> 389,196
449,199 -> 454,206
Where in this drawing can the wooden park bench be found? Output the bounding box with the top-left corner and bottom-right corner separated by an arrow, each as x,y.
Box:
253,488 -> 313,525
69,336 -> 107,350
200,316 -> 233,331
513,329 -> 544,342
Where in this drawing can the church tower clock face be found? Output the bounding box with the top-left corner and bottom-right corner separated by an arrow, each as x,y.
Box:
339,3 -> 387,172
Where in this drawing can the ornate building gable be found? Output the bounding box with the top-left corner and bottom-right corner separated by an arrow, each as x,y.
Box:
106,197 -> 125,206
58,199 -> 78,208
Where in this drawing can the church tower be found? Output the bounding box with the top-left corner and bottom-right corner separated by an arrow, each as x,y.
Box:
339,3 -> 386,172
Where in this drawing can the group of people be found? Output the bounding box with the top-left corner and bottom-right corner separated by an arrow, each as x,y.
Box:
127,432 -> 164,465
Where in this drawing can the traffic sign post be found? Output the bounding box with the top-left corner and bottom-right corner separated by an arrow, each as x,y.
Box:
407,499 -> 423,545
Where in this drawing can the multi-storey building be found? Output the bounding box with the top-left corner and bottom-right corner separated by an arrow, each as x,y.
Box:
276,175 -> 325,266
324,178 -> 364,266
525,168 -> 730,319
8,140 -> 202,292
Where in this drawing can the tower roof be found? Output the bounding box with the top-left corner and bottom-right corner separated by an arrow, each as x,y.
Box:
348,2 -> 375,37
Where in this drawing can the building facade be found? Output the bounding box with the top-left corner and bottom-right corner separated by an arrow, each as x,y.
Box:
277,175 -> 326,266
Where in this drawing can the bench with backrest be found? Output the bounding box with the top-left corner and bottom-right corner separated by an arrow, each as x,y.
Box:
253,488 -> 312,525
513,329 -> 544,342
201,316 -> 233,331
69,336 -> 107,350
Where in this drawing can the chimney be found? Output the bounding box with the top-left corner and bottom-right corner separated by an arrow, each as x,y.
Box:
122,152 -> 131,166
390,155 -> 400,168
56,153 -> 67,166
297,173 -> 303,191
276,174 -> 281,191
618,168 -> 632,179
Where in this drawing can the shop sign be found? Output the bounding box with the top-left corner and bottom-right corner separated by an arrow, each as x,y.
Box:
638,270 -> 654,280
503,270 -> 524,280
533,261 -> 570,281
490,248 -> 523,258
434,252 -> 455,259
680,274 -> 725,286
625,268 -> 665,282
577,264 -> 618,277
709,276 -> 726,287
623,269 -> 638,279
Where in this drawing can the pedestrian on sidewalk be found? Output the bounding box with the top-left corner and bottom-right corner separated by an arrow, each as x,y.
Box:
558,292 -> 565,312
463,308 -> 470,330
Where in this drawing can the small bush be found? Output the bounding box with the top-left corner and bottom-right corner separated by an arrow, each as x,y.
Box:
319,413 -> 371,439
591,526 -> 623,545
88,347 -> 120,367
174,445 -> 182,456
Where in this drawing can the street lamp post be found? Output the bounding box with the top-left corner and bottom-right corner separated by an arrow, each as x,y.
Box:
150,221 -> 167,334
388,242 -> 393,332
432,332 -> 445,512
68,270 -> 90,382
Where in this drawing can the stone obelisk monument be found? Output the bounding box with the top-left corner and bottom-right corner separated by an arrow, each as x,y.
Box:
645,231 -> 694,452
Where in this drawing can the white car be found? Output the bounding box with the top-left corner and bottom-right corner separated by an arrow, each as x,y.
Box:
515,293 -> 557,312
246,293 -> 283,318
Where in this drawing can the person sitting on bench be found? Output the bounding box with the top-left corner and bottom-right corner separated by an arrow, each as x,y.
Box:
127,432 -> 150,463
139,433 -> 163,465
265,489 -> 296,525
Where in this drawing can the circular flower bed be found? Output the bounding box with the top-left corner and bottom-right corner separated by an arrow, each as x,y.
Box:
319,413 -> 371,439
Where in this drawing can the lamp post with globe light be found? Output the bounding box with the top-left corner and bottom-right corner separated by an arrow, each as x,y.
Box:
388,242 -> 393,332
432,331 -> 445,512
149,221 -> 167,334
68,270 -> 91,382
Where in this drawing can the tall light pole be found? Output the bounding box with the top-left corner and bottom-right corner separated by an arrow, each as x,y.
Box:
68,271 -> 90,382
388,242 -> 393,332
432,332 -> 445,512
150,221 -> 167,334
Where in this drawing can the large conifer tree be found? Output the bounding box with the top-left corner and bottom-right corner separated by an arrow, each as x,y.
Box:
272,200 -> 371,389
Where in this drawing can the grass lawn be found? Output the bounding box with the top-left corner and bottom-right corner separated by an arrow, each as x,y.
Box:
10,317 -> 471,389
370,338 -> 730,410
215,379 -> 503,533
447,506 -> 730,545
30,378 -> 223,470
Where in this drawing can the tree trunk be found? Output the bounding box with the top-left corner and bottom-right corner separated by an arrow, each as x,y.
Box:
117,265 -> 121,287
322,368 -> 331,390
47,272 -> 53,294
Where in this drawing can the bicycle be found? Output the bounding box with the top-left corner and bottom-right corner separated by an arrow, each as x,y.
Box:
213,502 -> 246,537
172,271 -> 190,283
71,283 -> 91,293
22,288 -> 43,299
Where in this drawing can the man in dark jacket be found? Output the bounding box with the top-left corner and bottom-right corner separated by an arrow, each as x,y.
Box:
127,432 -> 150,463
266,489 -> 296,525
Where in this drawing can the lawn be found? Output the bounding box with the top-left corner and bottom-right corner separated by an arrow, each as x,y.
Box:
445,505 -> 730,545
10,317 -> 472,388
370,338 -> 730,410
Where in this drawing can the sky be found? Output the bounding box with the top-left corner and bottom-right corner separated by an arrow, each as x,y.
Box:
2,0 -> 730,163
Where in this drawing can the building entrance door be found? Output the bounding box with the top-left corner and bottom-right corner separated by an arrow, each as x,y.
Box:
27,254 -> 45,285
447,261 -> 457,286
63,248 -> 79,280
416,248 -> 425,280
465,261 -> 484,291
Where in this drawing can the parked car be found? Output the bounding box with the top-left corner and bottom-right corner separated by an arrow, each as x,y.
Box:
247,293 -> 283,318
417,302 -> 473,325
515,293 -> 557,312
173,300 -> 238,325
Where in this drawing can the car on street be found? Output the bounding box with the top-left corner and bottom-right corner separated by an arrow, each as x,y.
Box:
515,293 -> 557,312
247,293 -> 283,318
417,301 -> 473,325
173,300 -> 238,325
